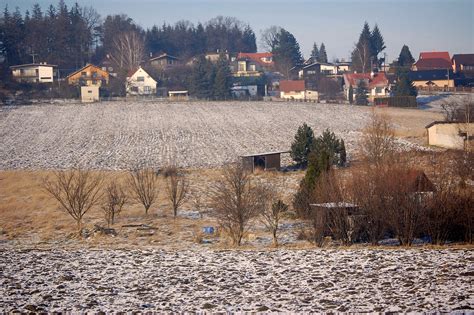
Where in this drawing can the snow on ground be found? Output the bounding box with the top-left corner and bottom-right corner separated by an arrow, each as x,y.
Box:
0,101 -> 373,170
0,248 -> 472,312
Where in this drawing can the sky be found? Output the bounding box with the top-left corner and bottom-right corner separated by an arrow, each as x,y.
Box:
4,0 -> 474,62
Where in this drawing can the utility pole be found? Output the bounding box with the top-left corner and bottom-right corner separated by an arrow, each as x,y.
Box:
30,52 -> 38,64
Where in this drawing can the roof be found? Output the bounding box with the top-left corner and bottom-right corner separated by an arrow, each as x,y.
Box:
413,58 -> 452,70
237,52 -> 274,67
66,64 -> 108,79
279,80 -> 305,92
343,72 -> 389,89
10,63 -> 57,69
149,53 -> 179,61
419,51 -> 451,61
302,62 -> 333,70
241,151 -> 290,157
310,202 -> 358,208
452,54 -> 474,66
408,69 -> 453,81
425,120 -> 469,128
403,170 -> 436,192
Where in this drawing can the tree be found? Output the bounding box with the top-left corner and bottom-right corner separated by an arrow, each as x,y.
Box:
260,25 -> 281,52
43,168 -> 103,234
370,24 -> 386,67
393,71 -> 417,97
310,42 -> 319,62
290,123 -> 315,166
360,113 -> 396,165
397,44 -> 415,68
213,54 -> 232,100
348,85 -> 354,104
318,42 -> 328,63
127,168 -> 159,215
110,30 -> 145,72
272,28 -> 303,78
259,197 -> 288,247
211,163 -> 262,246
318,77 -> 341,100
355,79 -> 368,105
102,181 -> 127,227
312,128 -> 346,166
351,22 -> 372,73
164,165 -> 189,217
189,55 -> 213,99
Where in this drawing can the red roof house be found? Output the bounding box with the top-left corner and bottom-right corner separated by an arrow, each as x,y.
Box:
413,51 -> 452,70
237,52 -> 274,67
279,80 -> 305,93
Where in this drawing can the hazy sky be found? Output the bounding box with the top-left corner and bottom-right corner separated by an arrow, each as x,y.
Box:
4,0 -> 474,62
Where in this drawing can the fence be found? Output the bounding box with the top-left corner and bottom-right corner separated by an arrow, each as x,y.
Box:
417,86 -> 474,93
374,96 -> 417,108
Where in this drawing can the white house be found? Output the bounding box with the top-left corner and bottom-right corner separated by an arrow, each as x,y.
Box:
126,67 -> 157,96
10,63 -> 56,83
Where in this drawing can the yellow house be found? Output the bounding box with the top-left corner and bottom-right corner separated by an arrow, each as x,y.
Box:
409,70 -> 454,88
66,64 -> 109,87
426,121 -> 474,150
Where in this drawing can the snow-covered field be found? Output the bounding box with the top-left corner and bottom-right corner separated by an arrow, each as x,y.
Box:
0,101 -> 373,170
0,248 -> 472,312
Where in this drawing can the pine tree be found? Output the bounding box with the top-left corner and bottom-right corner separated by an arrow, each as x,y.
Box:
370,24 -> 386,64
272,28 -> 303,77
241,25 -> 257,53
311,42 -> 319,63
355,80 -> 368,105
312,129 -> 345,166
351,22 -> 372,73
290,123 -> 315,166
397,44 -> 415,68
213,54 -> 232,100
393,71 -> 417,97
348,85 -> 354,104
189,55 -> 213,99
318,42 -> 328,63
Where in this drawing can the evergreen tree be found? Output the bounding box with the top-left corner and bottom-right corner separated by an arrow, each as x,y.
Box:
397,44 -> 415,68
318,42 -> 328,63
339,139 -> 346,166
351,22 -> 372,73
348,85 -> 354,104
189,55 -> 213,99
290,123 -> 315,166
312,129 -> 345,166
355,79 -> 369,105
213,54 -> 232,100
272,28 -> 303,77
370,24 -> 386,65
311,42 -> 319,63
393,71 -> 417,97
241,25 -> 257,53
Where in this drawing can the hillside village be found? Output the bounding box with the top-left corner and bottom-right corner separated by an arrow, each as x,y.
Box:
0,1 -> 473,313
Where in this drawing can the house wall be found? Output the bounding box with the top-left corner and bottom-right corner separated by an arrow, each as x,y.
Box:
127,68 -> 157,95
81,86 -> 99,103
12,66 -> 54,83
281,91 -> 306,100
305,90 -> 319,101
413,79 -> 455,88
427,123 -> 474,149
68,65 -> 109,86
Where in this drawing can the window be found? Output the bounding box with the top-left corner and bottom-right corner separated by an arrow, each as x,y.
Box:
249,64 -> 256,71
137,76 -> 145,82
144,86 -> 151,93
238,61 -> 246,72
375,87 -> 383,94
92,72 -> 98,78
131,86 -> 139,92
307,70 -> 316,75
81,72 -> 87,77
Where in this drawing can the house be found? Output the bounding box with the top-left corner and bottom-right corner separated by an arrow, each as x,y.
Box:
408,69 -> 454,88
149,53 -> 180,69
10,63 -> 57,83
426,121 -> 474,150
236,52 -> 274,70
126,67 -> 158,95
231,76 -> 266,98
343,72 -> 389,101
335,62 -> 351,73
67,64 -> 109,87
279,80 -> 318,101
81,86 -> 99,103
452,54 -> 474,74
205,51 -> 229,63
168,90 -> 189,101
412,51 -> 452,71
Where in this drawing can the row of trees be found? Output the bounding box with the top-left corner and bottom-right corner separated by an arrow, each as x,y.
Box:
188,55 -> 233,100
0,1 -> 257,73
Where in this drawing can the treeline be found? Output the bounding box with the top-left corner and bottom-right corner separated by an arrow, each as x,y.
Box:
0,0 -> 257,72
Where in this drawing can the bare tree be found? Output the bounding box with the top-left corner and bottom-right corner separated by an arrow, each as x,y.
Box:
102,181 -> 127,227
259,26 -> 281,52
127,168 -> 159,215
164,165 -> 189,217
110,30 -> 145,71
211,163 -> 262,246
360,113 -> 396,165
258,185 -> 288,247
43,168 -> 103,234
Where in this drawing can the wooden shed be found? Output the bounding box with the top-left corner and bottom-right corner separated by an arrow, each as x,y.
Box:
241,151 -> 288,172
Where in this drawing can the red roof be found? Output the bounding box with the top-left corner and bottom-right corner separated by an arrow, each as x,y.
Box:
237,52 -> 274,67
413,58 -> 452,70
419,51 -> 451,61
280,80 -> 305,92
343,72 -> 389,89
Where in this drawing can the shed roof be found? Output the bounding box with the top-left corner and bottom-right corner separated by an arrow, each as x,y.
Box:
241,150 -> 290,157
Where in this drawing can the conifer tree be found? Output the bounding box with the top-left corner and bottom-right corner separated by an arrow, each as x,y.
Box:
318,42 -> 328,63
290,123 -> 315,166
355,80 -> 369,105
189,55 -> 213,99
397,44 -> 415,68
213,54 -> 232,100
370,24 -> 386,65
351,22 -> 372,73
393,71 -> 417,97
311,42 -> 319,62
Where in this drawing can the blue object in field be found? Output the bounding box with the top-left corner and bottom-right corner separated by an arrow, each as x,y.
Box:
202,226 -> 215,234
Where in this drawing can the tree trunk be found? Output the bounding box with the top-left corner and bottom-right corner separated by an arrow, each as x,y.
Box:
272,229 -> 278,247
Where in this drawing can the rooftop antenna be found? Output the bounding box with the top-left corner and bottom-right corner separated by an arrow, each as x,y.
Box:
30,52 -> 38,64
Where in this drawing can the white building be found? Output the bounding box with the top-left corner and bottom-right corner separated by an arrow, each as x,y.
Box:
10,63 -> 56,83
126,67 -> 157,96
